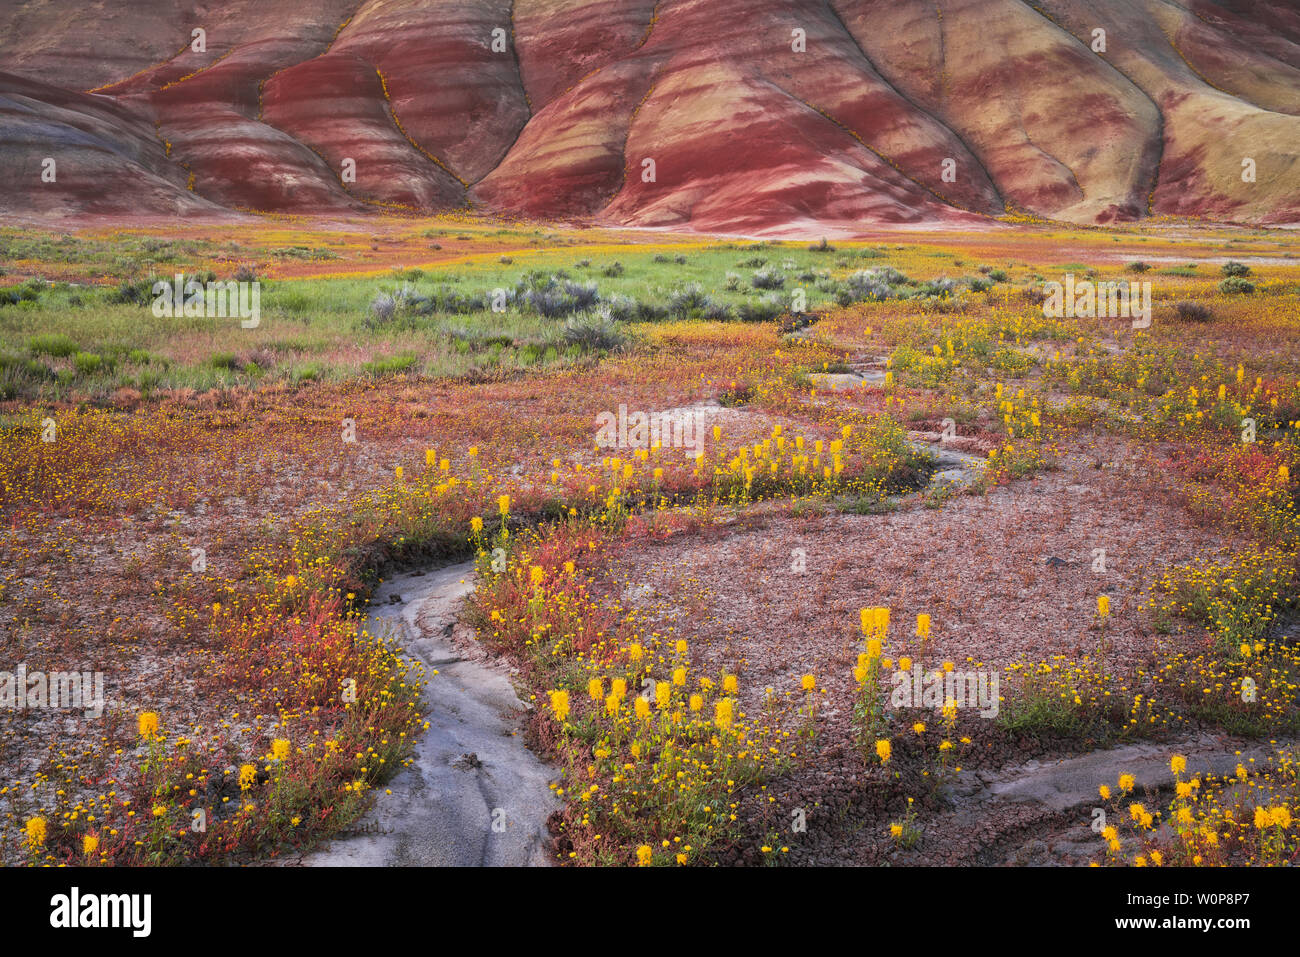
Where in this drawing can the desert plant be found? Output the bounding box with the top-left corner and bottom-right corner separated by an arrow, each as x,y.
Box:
0,280 -> 42,306
367,291 -> 399,326
562,315 -> 626,352
209,352 -> 240,370
72,351 -> 104,375
361,352 -> 418,376
28,333 -> 79,357
600,294 -> 640,322
736,296 -> 784,323
916,276 -> 958,298
700,299 -> 734,321
843,271 -> 891,302
515,275 -> 600,318
1219,276 -> 1255,295
667,284 -> 718,319
1173,301 -> 1213,322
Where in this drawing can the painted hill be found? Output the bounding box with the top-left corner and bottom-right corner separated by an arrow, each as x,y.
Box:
1,0 -> 1297,232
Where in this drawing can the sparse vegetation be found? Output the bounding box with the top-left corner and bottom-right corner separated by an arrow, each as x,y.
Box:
3,221 -> 1299,874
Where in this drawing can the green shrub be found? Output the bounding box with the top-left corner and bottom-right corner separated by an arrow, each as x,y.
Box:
361,353 -> 418,376
109,278 -> 154,305
135,369 -> 164,392
0,282 -> 41,306
209,352 -> 240,370
28,333 -> 78,357
1219,276 -> 1255,295
0,357 -> 46,399
72,351 -> 104,375
736,298 -> 783,323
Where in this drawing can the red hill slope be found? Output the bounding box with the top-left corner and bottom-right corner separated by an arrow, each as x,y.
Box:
1,0 -> 1296,231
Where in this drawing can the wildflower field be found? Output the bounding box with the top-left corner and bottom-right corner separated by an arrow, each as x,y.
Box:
2,217 -> 1299,868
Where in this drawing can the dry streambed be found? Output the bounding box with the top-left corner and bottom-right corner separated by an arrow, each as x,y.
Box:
944,732 -> 1290,866
291,562 -> 558,867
